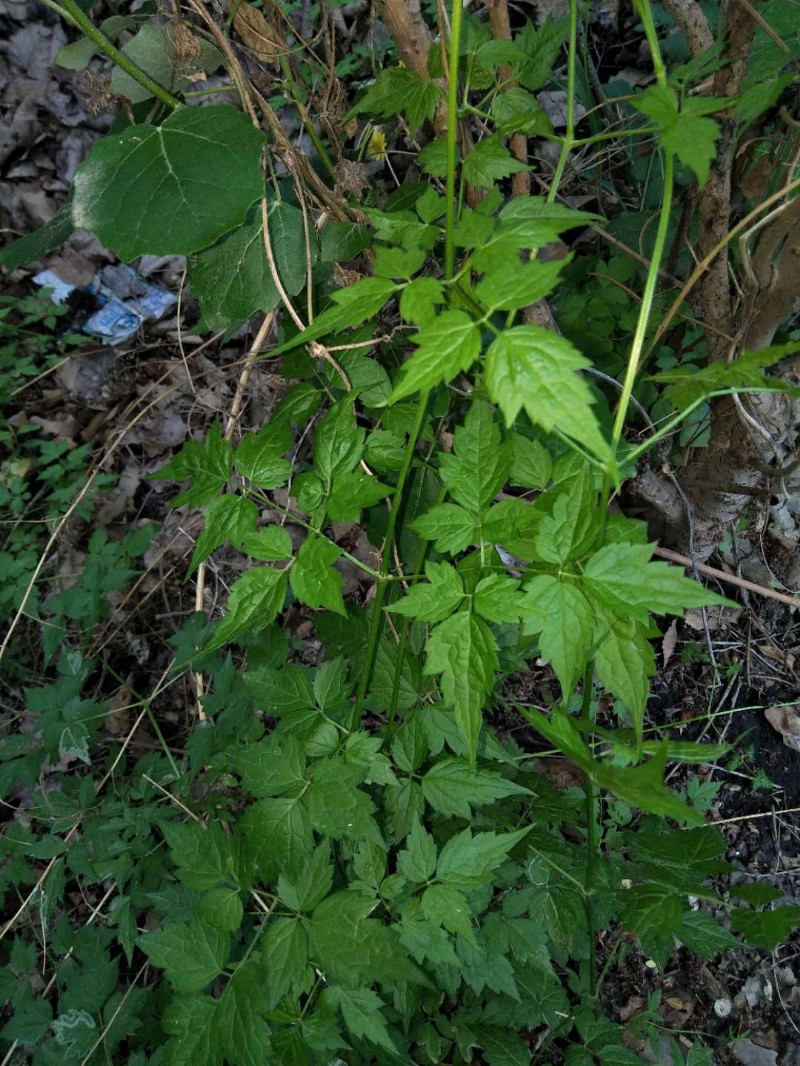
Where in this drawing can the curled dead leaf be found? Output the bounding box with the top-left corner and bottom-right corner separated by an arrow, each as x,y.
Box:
233,0 -> 281,66
764,704 -> 800,752
173,22 -> 201,66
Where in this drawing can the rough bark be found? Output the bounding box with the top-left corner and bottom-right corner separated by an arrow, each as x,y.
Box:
487,0 -> 531,198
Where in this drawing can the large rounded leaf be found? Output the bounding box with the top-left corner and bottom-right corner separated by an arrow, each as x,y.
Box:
188,201 -> 307,329
71,106 -> 266,260
109,23 -> 223,104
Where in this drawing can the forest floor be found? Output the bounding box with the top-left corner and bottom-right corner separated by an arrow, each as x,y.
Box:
1,0 -> 799,1062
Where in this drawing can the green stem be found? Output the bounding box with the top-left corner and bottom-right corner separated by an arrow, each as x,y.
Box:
55,0 -> 182,110
546,0 -> 579,204
600,0 -> 672,501
632,0 -> 668,86
444,0 -> 465,281
580,661 -> 598,991
609,157 -> 674,456
354,392 -> 430,716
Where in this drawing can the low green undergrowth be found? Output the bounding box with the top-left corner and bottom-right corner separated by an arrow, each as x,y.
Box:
2,0 -> 800,1062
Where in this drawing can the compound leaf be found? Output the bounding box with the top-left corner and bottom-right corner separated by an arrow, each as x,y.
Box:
140,918 -> 228,993
424,611 -> 498,766
391,311 -> 481,402
387,561 -> 465,624
290,535 -> 346,616
485,326 -> 610,462
204,567 -> 287,652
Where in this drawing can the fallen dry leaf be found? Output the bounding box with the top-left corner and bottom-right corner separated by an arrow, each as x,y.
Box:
764,704 -> 800,752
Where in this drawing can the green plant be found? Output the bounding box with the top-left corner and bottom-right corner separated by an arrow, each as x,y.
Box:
0,291 -> 118,627
2,0 -> 800,1062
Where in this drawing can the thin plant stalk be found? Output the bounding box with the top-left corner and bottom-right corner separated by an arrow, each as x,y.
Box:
546,0 -> 579,204
52,0 -> 182,110
356,1 -> 465,716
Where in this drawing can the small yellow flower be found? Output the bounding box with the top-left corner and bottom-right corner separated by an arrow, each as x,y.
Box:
367,128 -> 388,161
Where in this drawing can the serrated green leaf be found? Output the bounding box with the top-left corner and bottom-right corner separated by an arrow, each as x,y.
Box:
397,818 -> 437,883
534,468 -> 602,563
314,276 -> 398,336
109,22 -> 222,103
271,382 -> 323,433
473,574 -> 525,624
309,890 -> 387,985
278,843 -> 334,912
437,826 -> 530,890
521,575 -> 593,699
476,256 -> 566,313
462,136 -> 529,188
619,883 -> 683,955
306,758 -> 383,845
422,883 -> 475,942
244,663 -> 313,714
677,911 -> 741,957
479,1026 -> 532,1066
632,84 -> 721,185
234,419 -> 293,487
521,708 -> 703,824
197,886 -> 243,932
313,399 -> 364,484
237,796 -> 313,881
323,986 -> 397,1052
140,918 -> 228,993
189,494 -> 258,574
513,18 -> 568,92
583,542 -> 733,620
491,86 -> 553,135
149,422 -> 232,508
72,106 -> 265,260
161,996 -> 216,1065
730,906 -> 800,951
204,567 -> 287,652
347,731 -> 400,787
421,758 -> 532,819
390,310 -> 481,402
232,734 -> 306,798
653,343 -> 800,408
327,470 -> 393,523
593,613 -> 655,738
485,326 -> 610,462
411,502 -> 477,554
400,276 -> 444,327
212,964 -> 272,1064
387,561 -> 465,623
730,883 -> 784,905
345,66 -> 441,133
337,350 -> 392,406
239,525 -> 293,561
290,535 -> 346,616
163,820 -> 241,892
419,137 -> 449,177
439,401 -> 512,512
424,611 -> 498,766
511,434 -> 553,489
373,243 -> 427,280
457,933 -> 520,999
260,917 -> 309,1010
384,778 -> 425,842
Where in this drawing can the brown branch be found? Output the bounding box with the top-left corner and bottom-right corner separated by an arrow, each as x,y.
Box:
487,0 -> 530,198
654,546 -> 800,610
375,0 -> 447,136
